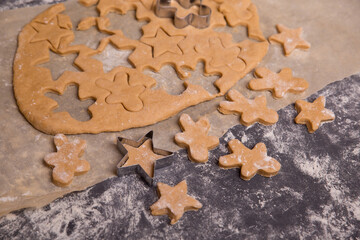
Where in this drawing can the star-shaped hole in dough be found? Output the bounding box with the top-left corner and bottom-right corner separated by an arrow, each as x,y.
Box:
31,18 -> 73,49
295,96 -> 335,133
44,134 -> 90,186
117,131 -> 173,185
269,24 -> 311,56
248,67 -> 309,98
141,28 -> 185,58
96,72 -> 146,112
175,114 -> 219,163
219,139 -> 281,180
195,37 -> 245,72
150,180 -> 203,224
218,89 -> 278,126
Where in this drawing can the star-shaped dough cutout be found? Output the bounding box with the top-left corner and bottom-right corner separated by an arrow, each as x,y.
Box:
31,18 -> 73,49
219,139 -> 281,180
117,131 -> 173,185
269,24 -> 311,56
249,67 -> 309,98
150,180 -> 203,224
295,96 -> 335,133
218,89 -> 278,126
195,37 -> 245,71
141,28 -> 184,58
175,114 -> 219,163
96,72 -> 145,112
44,134 -> 90,186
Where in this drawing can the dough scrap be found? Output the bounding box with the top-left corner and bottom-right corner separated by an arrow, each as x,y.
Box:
150,180 -> 202,224
175,114 -> 219,163
219,139 -> 281,180
44,134 -> 90,186
248,67 -> 309,98
13,1 -> 268,134
218,89 -> 278,126
269,24 -> 311,56
295,96 -> 335,133
121,139 -> 163,178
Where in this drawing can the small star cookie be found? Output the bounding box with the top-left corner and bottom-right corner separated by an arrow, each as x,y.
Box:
295,96 -> 335,133
269,24 -> 310,56
249,67 -> 309,98
44,134 -> 90,186
150,180 -> 202,224
218,89 -> 278,126
219,139 -> 281,180
175,114 -> 219,163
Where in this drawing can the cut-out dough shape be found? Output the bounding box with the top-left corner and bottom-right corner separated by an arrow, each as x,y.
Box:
13,2 -> 268,134
175,114 -> 219,163
44,134 -> 90,186
150,180 -> 202,224
219,0 -> 265,41
117,131 -> 173,185
248,67 -> 309,98
219,139 -> 281,180
295,96 -> 335,133
218,89 -> 278,126
141,28 -> 184,58
195,37 -> 245,72
269,24 -> 311,56
96,72 -> 145,111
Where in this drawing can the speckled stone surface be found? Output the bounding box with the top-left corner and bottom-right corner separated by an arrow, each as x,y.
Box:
0,74 -> 359,239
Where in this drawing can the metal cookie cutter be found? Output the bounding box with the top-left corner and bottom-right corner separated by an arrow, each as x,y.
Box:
117,131 -> 173,186
155,0 -> 212,29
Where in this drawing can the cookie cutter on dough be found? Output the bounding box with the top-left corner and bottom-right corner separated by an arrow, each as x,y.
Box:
117,131 -> 173,186
155,0 -> 212,29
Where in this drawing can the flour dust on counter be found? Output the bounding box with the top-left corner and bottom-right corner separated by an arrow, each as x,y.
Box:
0,74 -> 359,239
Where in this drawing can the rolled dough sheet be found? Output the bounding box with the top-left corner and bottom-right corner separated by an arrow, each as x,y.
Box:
1,0 -> 360,216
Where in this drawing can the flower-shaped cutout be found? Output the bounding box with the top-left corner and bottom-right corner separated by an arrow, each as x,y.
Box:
218,89 -> 278,126
96,72 -> 146,112
269,24 -> 311,56
150,180 -> 202,224
295,96 -> 335,133
44,134 -> 90,186
219,139 -> 281,180
175,114 -> 219,163
249,67 -> 309,98
195,37 -> 245,72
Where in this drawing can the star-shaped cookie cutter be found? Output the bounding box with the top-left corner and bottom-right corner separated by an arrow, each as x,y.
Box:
117,131 -> 173,186
155,0 -> 212,29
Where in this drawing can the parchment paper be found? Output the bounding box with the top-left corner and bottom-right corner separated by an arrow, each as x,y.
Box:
1,0 -> 360,216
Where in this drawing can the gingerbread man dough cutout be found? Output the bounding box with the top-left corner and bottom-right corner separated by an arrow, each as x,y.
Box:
175,114 -> 219,163
150,180 -> 202,224
218,89 -> 278,126
269,24 -> 311,56
44,134 -> 90,186
219,139 -> 281,180
295,96 -> 335,133
248,67 -> 309,98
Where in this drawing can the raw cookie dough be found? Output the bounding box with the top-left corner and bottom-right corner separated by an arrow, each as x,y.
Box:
44,134 -> 90,186
269,24 -> 311,56
218,89 -> 278,126
13,0 -> 268,134
248,67 -> 309,98
294,96 -> 335,133
150,180 -> 202,224
175,114 -> 219,163
121,139 -> 163,178
219,139 -> 281,180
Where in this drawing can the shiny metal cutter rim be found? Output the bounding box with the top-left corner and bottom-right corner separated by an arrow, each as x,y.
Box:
117,131 -> 173,186
155,0 -> 212,29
